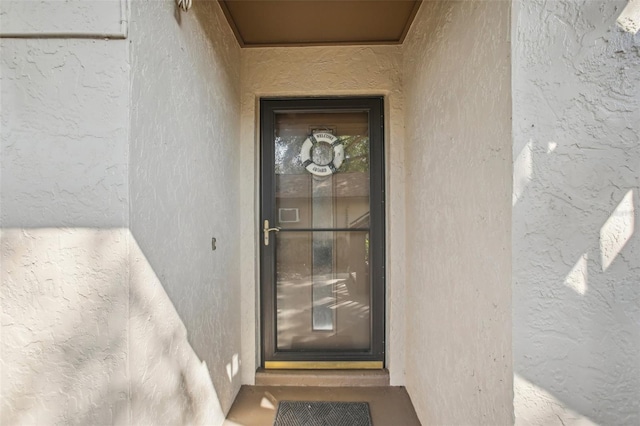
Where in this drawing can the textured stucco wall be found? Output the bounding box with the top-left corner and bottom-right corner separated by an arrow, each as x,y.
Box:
0,0 -> 126,37
1,35 -> 131,423
512,1 -> 640,425
2,0 -> 242,423
240,46 -> 406,385
402,1 -> 513,424
129,0 -> 242,422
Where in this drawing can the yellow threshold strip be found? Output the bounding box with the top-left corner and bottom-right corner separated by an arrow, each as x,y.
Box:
264,361 -> 383,370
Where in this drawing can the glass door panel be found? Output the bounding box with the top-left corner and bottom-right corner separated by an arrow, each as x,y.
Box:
276,231 -> 370,350
274,111 -> 371,352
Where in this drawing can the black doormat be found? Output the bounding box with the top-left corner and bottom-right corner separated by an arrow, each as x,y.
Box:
274,401 -> 372,426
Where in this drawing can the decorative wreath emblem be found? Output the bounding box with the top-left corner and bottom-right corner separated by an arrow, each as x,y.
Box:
300,132 -> 345,176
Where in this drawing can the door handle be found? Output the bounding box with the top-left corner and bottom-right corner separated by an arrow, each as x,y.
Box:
263,220 -> 280,246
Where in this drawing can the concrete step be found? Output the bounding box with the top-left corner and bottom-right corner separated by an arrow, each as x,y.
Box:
255,368 -> 390,387
225,385 -> 420,426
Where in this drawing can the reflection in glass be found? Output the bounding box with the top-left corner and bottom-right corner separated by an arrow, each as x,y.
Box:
274,112 -> 372,352
276,231 -> 371,351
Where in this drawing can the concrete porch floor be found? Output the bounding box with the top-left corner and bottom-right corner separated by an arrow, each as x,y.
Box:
224,385 -> 421,425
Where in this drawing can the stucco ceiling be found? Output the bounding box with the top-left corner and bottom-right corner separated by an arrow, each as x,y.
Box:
218,0 -> 422,47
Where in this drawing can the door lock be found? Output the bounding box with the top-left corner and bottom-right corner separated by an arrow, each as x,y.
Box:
263,220 -> 280,246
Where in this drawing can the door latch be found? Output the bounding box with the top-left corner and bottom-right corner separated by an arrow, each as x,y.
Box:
263,220 -> 280,246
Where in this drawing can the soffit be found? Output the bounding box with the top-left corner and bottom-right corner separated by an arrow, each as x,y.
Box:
218,0 -> 422,47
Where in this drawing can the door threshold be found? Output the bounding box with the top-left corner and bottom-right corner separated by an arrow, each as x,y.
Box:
255,368 -> 389,387
264,361 -> 383,370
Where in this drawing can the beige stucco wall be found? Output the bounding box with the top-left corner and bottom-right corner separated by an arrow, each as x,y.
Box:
1,23 -> 131,426
512,1 -> 640,424
240,46 -> 407,385
2,0 -> 242,424
402,1 -> 513,424
129,0 -> 242,422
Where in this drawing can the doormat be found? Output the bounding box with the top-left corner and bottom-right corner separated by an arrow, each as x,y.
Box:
273,401 -> 372,426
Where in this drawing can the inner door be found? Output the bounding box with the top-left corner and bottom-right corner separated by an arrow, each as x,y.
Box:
260,97 -> 385,369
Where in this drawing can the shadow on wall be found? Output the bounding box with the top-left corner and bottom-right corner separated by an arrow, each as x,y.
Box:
513,0 -> 640,425
127,0 -> 243,417
512,1 -> 640,421
514,152 -> 639,424
1,229 -> 130,424
514,156 -> 639,424
129,231 -> 229,425
513,127 -> 639,420
0,228 -> 230,424
2,0 -> 242,421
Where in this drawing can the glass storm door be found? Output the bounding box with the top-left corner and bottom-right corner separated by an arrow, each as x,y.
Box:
260,97 -> 385,368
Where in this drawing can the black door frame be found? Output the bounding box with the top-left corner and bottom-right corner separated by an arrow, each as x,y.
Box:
260,96 -> 385,366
